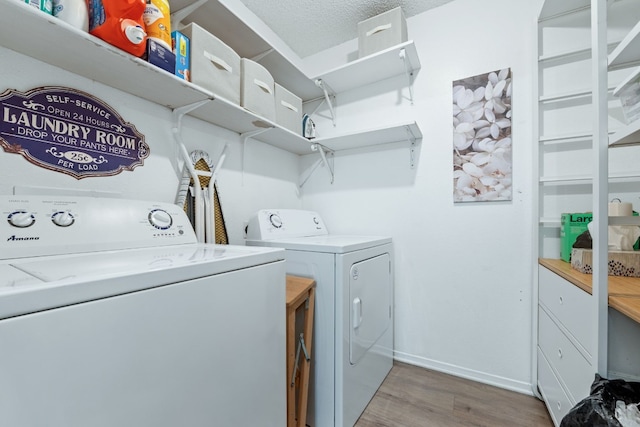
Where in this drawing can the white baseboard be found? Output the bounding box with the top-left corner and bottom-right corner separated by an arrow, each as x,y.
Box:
393,350 -> 537,397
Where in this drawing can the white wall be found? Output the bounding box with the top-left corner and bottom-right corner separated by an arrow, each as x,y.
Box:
300,0 -> 540,393
1,0 -> 543,395
0,47 -> 302,244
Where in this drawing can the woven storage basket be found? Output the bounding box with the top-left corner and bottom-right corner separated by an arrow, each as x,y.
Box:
571,248 -> 640,277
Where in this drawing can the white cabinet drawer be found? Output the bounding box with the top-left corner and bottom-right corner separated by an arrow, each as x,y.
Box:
539,308 -> 594,403
538,348 -> 573,427
539,265 -> 594,354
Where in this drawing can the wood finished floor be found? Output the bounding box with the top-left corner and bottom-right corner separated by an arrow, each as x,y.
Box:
354,362 -> 553,427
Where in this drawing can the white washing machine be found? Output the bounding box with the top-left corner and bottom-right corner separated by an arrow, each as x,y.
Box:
0,195 -> 286,427
246,209 -> 393,427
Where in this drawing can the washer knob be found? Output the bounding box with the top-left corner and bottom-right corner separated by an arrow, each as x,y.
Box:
269,213 -> 283,229
8,211 -> 35,228
51,211 -> 74,227
149,209 -> 172,230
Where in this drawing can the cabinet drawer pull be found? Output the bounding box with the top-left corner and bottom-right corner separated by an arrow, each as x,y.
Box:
557,401 -> 562,411
559,296 -> 563,305
558,348 -> 563,359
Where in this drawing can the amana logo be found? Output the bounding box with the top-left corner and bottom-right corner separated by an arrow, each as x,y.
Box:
7,235 -> 40,241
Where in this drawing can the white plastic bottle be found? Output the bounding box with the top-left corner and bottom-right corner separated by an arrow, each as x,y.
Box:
52,0 -> 89,32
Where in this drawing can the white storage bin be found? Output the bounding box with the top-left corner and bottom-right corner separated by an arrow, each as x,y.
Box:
181,23 -> 241,105
358,7 -> 407,58
274,83 -> 302,134
241,58 -> 275,121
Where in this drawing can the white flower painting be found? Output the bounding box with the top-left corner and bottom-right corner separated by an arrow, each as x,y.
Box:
453,68 -> 512,202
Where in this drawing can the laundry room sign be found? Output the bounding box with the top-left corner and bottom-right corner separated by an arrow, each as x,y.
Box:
0,86 -> 149,179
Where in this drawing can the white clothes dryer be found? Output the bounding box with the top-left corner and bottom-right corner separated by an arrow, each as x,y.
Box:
0,196 -> 286,427
246,209 -> 393,427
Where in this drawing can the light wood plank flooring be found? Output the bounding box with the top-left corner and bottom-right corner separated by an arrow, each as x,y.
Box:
355,362 -> 553,427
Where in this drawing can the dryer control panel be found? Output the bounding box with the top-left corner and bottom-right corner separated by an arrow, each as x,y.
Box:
246,209 -> 327,240
0,196 -> 197,260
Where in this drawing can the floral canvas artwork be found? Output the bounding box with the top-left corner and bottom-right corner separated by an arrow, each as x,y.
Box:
453,68 -> 512,202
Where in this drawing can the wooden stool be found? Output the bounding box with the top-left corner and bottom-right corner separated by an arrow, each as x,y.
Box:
286,275 -> 316,427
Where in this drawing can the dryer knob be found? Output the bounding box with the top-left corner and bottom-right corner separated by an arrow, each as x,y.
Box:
149,209 -> 173,230
8,211 -> 35,228
51,211 -> 75,227
269,213 -> 283,229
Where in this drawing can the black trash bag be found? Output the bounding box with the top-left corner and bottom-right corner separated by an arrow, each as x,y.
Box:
560,374 -> 640,427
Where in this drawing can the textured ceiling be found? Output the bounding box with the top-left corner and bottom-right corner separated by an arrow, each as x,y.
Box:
239,0 -> 456,58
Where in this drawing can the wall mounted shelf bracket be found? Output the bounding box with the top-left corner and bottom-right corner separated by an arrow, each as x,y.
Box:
399,48 -> 416,105
172,99 -> 211,178
405,124 -> 417,169
299,143 -> 334,188
314,79 -> 337,126
240,127 -> 274,184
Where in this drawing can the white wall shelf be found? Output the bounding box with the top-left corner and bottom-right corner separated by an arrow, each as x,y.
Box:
539,131 -> 594,144
539,0 -> 627,22
539,42 -> 621,65
539,46 -> 592,63
539,87 -> 616,103
313,121 -> 421,152
0,0 -> 421,157
0,0 -> 316,155
606,9 -> 640,148
539,89 -> 592,103
311,41 -> 421,94
613,66 -> 640,96
539,0 -> 589,21
539,218 -> 562,227
308,42 -> 420,128
609,120 -> 640,147
609,20 -> 640,68
540,172 -> 640,184
539,175 -> 593,184
0,1 -> 209,109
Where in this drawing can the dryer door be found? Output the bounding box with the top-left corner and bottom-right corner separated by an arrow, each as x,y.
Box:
349,253 -> 391,365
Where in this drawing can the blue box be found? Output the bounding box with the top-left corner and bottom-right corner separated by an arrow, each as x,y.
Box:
172,31 -> 190,81
145,39 -> 176,75
26,0 -> 52,14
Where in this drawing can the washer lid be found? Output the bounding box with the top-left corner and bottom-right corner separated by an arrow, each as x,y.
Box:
0,264 -> 43,288
246,235 -> 391,253
12,244 -> 282,281
0,244 -> 284,319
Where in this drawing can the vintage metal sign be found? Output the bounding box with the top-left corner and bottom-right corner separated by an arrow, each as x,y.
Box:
0,86 -> 149,179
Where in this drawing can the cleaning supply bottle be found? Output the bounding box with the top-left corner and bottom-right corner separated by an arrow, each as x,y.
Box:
53,0 -> 89,31
87,0 -> 147,57
143,0 -> 171,49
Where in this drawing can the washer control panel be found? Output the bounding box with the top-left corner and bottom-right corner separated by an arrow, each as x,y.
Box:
1,196 -> 197,260
246,209 -> 327,240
